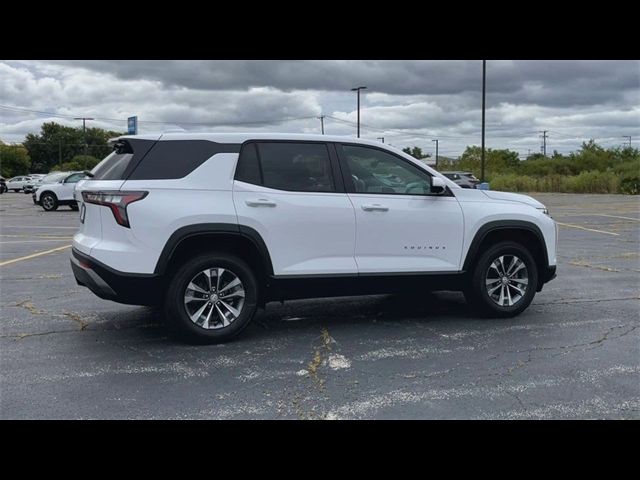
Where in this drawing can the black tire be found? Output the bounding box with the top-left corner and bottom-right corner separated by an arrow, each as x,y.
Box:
41,192 -> 59,211
164,252 -> 259,344
464,241 -> 538,318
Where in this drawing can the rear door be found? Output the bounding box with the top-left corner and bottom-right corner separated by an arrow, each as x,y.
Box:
233,141 -> 357,276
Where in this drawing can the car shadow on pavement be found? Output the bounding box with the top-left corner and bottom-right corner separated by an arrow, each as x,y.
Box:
80,291 -> 476,346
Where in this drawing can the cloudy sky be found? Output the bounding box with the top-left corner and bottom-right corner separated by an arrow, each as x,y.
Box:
1,60 -> 638,157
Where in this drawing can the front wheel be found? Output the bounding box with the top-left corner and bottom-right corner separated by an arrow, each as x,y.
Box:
164,253 -> 258,344
41,193 -> 58,211
464,241 -> 538,318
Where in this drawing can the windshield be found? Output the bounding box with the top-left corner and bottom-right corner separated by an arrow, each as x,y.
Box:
40,172 -> 67,183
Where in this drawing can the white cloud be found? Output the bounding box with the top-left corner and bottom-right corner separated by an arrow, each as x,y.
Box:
1,60 -> 638,156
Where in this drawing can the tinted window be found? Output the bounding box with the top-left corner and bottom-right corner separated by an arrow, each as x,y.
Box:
257,142 -> 335,192
129,140 -> 240,180
342,145 -> 432,195
92,139 -> 156,180
92,151 -> 135,180
235,143 -> 262,185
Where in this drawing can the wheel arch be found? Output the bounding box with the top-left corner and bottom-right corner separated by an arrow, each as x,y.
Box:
39,190 -> 58,200
155,223 -> 274,280
463,220 -> 549,289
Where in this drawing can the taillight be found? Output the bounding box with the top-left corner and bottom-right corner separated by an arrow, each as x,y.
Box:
82,191 -> 148,228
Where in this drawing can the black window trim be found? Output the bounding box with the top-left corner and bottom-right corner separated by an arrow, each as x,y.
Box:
336,142 -> 453,197
235,139 -> 346,194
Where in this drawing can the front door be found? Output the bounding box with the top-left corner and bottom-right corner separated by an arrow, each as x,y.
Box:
337,143 -> 464,273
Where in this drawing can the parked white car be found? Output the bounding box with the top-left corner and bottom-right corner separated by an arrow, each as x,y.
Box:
33,171 -> 85,211
71,133 -> 558,343
5,175 -> 33,192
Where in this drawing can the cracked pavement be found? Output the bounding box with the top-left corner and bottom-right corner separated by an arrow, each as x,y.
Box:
1,192 -> 639,419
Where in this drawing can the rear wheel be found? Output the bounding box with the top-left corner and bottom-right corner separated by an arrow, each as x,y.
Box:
464,241 -> 538,318
41,192 -> 58,211
164,253 -> 258,343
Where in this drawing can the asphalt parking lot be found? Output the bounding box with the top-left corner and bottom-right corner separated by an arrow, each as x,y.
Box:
1,191 -> 638,419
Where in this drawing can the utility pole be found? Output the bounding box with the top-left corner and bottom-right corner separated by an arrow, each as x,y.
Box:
540,130 -> 548,157
74,117 -> 94,154
318,115 -> 325,135
432,139 -> 439,169
623,135 -> 631,148
481,60 -> 486,183
377,137 -> 384,143
350,86 -> 367,138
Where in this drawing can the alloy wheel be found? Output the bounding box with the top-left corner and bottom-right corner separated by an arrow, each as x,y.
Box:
183,267 -> 245,329
485,255 -> 529,307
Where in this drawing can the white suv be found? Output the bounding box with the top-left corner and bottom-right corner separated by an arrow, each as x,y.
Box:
71,133 -> 557,343
34,171 -> 84,211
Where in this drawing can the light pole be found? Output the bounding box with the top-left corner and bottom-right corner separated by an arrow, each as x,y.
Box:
351,86 -> 367,138
432,139 -> 439,169
318,115 -> 325,135
377,137 -> 385,143
481,60 -> 486,183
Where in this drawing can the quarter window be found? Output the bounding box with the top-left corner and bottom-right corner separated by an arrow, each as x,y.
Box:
342,145 -> 432,195
235,143 -> 262,185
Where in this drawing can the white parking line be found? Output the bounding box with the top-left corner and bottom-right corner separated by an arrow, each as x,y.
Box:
556,222 -> 619,236
0,239 -> 73,244
1,225 -> 78,229
0,245 -> 72,267
593,214 -> 640,222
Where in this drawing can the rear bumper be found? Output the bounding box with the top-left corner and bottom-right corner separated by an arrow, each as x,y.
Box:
70,248 -> 164,306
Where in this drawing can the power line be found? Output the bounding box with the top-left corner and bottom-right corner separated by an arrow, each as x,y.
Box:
539,130 -> 548,157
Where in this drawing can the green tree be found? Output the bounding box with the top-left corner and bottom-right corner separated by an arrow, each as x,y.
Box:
456,146 -> 520,180
402,146 -> 431,160
0,142 -> 31,178
54,155 -> 101,172
23,122 -> 123,173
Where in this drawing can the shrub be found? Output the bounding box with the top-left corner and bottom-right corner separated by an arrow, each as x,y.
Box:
52,155 -> 100,172
490,171 -> 623,194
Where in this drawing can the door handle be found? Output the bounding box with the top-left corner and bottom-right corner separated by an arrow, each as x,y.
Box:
245,198 -> 277,207
361,204 -> 389,212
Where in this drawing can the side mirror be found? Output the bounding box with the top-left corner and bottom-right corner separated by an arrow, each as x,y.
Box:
430,176 -> 446,195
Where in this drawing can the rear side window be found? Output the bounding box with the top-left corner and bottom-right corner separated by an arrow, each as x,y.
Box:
128,140 -> 241,180
255,142 -> 335,192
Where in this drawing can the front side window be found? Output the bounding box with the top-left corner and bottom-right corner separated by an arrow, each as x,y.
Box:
342,145 -> 432,195
65,173 -> 85,183
256,142 -> 335,193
